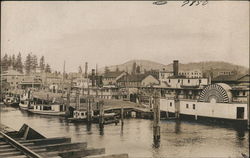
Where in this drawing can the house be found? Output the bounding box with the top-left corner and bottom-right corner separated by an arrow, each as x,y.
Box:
117,74 -> 159,88
18,76 -> 42,90
102,71 -> 127,86
1,69 -> 24,91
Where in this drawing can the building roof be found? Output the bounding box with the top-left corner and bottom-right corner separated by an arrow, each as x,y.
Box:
212,74 -> 240,82
212,74 -> 249,83
117,74 -> 153,82
237,74 -> 250,82
2,70 -> 24,76
103,71 -> 125,78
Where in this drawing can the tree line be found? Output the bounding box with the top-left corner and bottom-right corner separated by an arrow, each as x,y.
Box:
1,52 -> 52,74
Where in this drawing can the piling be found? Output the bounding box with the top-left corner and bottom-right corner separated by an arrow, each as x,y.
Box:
87,99 -> 93,122
99,101 -> 104,129
175,98 -> 180,119
153,92 -> 160,147
121,105 -> 124,126
247,94 -> 249,129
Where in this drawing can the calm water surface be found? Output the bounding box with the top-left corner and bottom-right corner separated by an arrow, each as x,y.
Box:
0,105 -> 249,158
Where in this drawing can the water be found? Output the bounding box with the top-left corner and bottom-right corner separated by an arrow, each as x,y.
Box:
0,105 -> 249,158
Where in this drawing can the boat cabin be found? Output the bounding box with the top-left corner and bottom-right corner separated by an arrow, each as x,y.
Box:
33,104 -> 66,112
73,110 -> 93,119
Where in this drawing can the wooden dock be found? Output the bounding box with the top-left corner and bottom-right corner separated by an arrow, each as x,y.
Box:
0,124 -> 128,158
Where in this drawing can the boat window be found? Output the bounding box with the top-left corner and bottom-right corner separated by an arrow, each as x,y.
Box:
243,91 -> 246,96
43,106 -> 52,111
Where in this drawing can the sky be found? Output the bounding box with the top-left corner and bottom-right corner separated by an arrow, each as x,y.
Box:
1,1 -> 249,72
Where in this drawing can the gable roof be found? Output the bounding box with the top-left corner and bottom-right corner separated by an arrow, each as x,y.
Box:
212,75 -> 241,82
103,71 -> 125,78
237,74 -> 250,82
117,74 -> 153,82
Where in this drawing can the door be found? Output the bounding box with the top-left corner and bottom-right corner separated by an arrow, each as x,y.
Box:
236,107 -> 244,119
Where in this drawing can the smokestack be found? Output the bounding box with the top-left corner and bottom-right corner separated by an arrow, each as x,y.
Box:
91,69 -> 95,87
85,62 -> 88,78
173,60 -> 179,76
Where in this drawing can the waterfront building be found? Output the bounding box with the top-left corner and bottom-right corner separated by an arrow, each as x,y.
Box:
178,69 -> 203,78
102,71 -> 127,86
18,76 -> 42,90
159,69 -> 174,83
117,74 -> 159,88
1,68 -> 24,92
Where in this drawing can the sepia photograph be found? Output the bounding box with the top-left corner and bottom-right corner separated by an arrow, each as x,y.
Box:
0,1 -> 249,158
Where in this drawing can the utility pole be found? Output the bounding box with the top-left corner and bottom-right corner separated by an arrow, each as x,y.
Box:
153,91 -> 160,147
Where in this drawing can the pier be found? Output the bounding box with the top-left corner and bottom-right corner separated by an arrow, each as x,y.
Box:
0,123 -> 128,158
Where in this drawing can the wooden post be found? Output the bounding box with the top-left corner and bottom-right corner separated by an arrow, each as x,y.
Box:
247,94 -> 249,129
99,101 -> 104,128
87,99 -> 92,122
121,105 -> 124,126
175,98 -> 180,119
153,92 -> 160,147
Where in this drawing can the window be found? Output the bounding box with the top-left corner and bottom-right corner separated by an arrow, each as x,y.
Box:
170,102 -> 172,107
199,79 -> 201,83
188,79 -> 190,83
243,91 -> 246,96
178,79 -> 180,83
193,104 -> 195,109
186,104 -> 189,108
169,79 -> 171,83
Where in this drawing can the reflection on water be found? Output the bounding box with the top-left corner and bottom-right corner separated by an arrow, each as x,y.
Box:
0,105 -> 249,158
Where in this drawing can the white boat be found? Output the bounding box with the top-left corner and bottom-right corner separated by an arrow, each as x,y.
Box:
28,104 -> 67,116
160,83 -> 248,123
19,100 -> 34,110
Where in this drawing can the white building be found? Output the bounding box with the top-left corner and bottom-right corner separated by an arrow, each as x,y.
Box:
178,69 -> 203,78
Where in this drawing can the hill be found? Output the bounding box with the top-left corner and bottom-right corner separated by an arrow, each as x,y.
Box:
99,60 -> 249,75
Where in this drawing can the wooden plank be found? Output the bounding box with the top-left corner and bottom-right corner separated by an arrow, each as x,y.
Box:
0,151 -> 23,157
19,137 -> 71,145
0,131 -> 43,158
30,142 -> 88,151
59,148 -> 105,158
87,153 -> 129,158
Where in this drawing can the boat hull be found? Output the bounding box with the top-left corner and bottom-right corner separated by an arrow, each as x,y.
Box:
28,110 -> 66,116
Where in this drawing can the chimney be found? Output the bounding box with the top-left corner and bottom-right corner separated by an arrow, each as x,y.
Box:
85,62 -> 88,78
91,69 -> 95,87
173,60 -> 179,76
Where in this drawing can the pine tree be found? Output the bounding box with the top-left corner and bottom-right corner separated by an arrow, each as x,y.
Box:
136,65 -> 141,74
78,66 -> 82,73
45,64 -> 51,73
7,56 -> 12,69
16,52 -> 23,73
39,56 -> 45,72
25,54 -> 32,74
12,54 -> 16,70
104,66 -> 110,74
132,62 -> 136,74
31,54 -> 38,72
1,54 -> 9,71
115,66 -> 120,72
